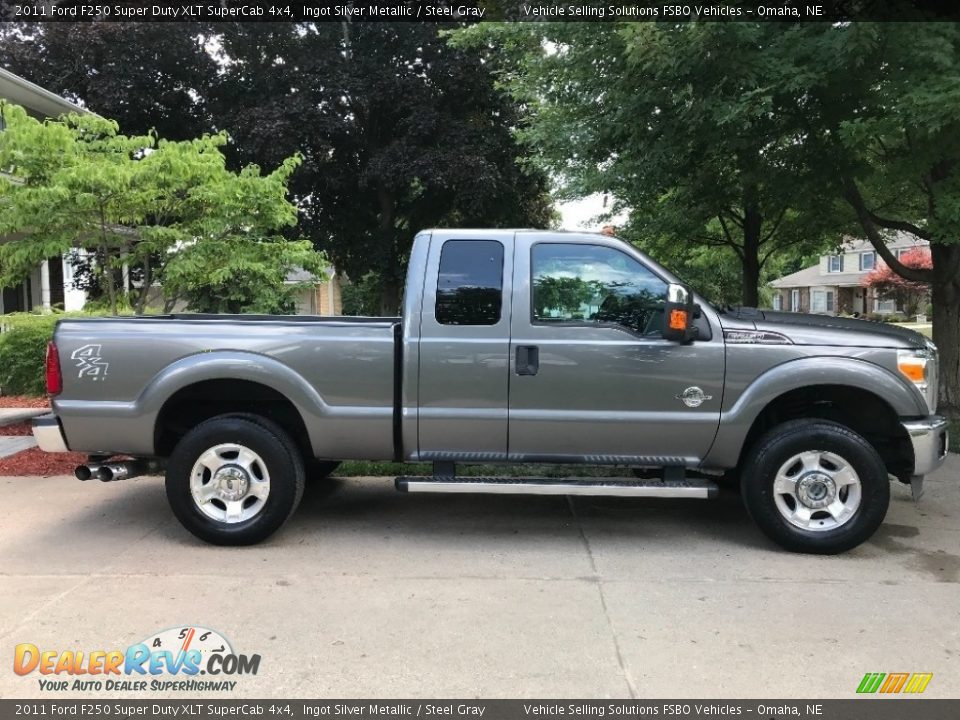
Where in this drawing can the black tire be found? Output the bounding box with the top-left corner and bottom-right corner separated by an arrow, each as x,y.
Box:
741,419 -> 890,555
307,460 -> 341,480
165,415 -> 305,546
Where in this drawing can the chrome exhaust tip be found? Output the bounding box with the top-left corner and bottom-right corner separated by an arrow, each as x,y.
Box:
75,465 -> 100,481
96,461 -> 147,482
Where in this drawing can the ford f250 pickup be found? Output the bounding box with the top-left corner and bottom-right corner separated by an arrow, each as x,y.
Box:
32,230 -> 949,553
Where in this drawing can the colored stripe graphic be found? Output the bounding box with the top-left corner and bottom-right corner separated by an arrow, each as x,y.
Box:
857,673 -> 885,694
903,673 -> 933,694
856,672 -> 933,694
880,673 -> 909,693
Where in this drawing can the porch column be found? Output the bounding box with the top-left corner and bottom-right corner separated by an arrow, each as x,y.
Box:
40,259 -> 51,310
327,273 -> 336,316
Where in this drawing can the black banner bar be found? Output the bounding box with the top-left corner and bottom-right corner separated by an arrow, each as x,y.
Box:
2,700 -> 960,720
1,0 -> 959,23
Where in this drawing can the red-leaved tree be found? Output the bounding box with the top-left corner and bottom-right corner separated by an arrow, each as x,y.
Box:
862,248 -> 933,318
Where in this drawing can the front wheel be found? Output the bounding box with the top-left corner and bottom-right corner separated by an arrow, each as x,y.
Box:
741,419 -> 890,554
165,415 -> 305,546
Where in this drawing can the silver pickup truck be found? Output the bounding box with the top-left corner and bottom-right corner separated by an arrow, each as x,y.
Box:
33,229 -> 949,553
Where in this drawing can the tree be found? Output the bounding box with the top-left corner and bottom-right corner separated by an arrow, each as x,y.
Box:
454,23 -> 837,307
211,23 -> 554,314
0,104 -> 325,315
0,23 -> 553,315
0,22 -> 217,141
863,248 -> 932,318
762,23 -> 960,415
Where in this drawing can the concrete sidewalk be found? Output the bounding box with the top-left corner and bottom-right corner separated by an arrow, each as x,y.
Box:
0,457 -> 957,699
0,409 -> 42,458
0,408 -> 44,427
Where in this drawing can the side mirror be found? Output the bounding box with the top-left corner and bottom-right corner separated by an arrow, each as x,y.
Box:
662,283 -> 697,342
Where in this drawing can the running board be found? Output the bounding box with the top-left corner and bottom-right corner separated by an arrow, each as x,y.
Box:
395,476 -> 718,499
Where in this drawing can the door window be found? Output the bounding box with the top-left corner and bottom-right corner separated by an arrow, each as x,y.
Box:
531,243 -> 668,336
435,240 -> 504,325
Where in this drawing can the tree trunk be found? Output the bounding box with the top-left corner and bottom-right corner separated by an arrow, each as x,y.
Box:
740,202 -> 762,307
100,243 -> 117,316
135,256 -> 151,316
376,186 -> 400,316
379,273 -> 401,317
930,243 -> 960,418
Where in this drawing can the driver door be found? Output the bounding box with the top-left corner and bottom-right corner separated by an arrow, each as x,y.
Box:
507,234 -> 724,465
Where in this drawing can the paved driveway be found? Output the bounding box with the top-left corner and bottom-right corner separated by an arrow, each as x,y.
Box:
1,458 -> 958,699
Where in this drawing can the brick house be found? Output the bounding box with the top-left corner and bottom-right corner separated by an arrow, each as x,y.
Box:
769,234 -> 930,317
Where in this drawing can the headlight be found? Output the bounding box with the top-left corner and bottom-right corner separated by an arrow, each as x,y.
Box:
898,345 -> 938,413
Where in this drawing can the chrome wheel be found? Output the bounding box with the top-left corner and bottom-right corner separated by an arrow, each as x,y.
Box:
190,443 -> 271,524
772,450 -> 862,532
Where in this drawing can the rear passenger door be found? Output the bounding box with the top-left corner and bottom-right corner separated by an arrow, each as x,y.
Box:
416,231 -> 513,461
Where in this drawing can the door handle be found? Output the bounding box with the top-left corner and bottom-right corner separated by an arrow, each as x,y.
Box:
516,345 -> 539,376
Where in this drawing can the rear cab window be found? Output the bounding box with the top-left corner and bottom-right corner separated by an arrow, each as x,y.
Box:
435,240 -> 505,325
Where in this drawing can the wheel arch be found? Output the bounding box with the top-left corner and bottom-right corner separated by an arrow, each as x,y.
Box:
734,384 -> 914,480
704,357 -> 923,479
154,378 -> 313,459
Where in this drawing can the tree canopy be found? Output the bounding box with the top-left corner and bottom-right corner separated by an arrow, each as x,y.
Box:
210,22 -> 554,313
0,23 -> 217,142
0,104 -> 325,314
758,22 -> 960,412
454,22 -> 840,307
0,22 -> 554,315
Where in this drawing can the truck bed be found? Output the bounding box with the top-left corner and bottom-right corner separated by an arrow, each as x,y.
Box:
51,314 -> 401,460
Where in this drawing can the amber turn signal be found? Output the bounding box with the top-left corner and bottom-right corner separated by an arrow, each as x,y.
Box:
668,309 -> 688,331
897,356 -> 927,384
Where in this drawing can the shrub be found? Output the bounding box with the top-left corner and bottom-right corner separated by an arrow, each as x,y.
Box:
0,313 -> 61,396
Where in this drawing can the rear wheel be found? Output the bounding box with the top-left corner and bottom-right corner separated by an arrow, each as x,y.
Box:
165,415 -> 305,546
741,419 -> 889,554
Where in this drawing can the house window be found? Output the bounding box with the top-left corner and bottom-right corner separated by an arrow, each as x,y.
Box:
875,298 -> 897,313
827,255 -> 844,273
860,252 -> 876,271
812,290 -> 835,313
791,289 -> 800,312
772,293 -> 782,311
435,240 -> 504,325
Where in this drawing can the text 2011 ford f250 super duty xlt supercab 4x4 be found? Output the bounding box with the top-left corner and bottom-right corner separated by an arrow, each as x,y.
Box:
32,229 -> 949,553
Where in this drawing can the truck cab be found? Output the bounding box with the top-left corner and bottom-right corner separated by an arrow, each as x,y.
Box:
404,229 -> 723,466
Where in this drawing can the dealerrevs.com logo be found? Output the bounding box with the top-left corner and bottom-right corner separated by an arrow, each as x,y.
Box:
13,626 -> 261,693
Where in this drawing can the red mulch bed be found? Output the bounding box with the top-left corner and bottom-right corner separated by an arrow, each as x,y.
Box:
1,421 -> 33,436
0,395 -> 49,409
0,396 -> 120,476
0,447 -> 88,477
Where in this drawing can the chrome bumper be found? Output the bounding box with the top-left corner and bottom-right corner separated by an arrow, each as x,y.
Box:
902,415 -> 949,478
31,414 -> 70,453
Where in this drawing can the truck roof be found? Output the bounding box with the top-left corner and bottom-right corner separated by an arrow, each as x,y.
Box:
421,228 -> 616,239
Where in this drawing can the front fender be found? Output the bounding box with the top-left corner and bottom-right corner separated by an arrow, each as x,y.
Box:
702,356 -> 927,469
